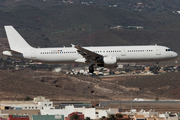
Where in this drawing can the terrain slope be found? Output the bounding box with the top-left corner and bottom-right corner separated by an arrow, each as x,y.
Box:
0,70 -> 179,101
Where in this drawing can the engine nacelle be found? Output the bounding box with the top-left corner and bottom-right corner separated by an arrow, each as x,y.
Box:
103,56 -> 117,69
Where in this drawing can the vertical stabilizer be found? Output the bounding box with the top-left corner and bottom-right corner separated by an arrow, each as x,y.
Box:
4,26 -> 32,51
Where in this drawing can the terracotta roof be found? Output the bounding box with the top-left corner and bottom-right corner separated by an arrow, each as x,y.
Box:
134,115 -> 145,119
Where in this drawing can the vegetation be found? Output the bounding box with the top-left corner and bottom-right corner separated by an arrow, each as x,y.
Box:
70,114 -> 79,120
100,114 -> 125,120
24,96 -> 33,101
116,114 -> 123,118
108,115 -> 116,120
103,116 -> 106,118
149,66 -> 160,74
85,117 -> 91,120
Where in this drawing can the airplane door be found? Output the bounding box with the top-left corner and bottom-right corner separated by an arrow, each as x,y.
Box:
156,47 -> 161,55
121,49 -> 126,56
31,49 -> 36,58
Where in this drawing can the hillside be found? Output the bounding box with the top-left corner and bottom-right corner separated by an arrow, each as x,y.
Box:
0,69 -> 180,101
85,25 -> 180,52
0,3 -> 179,54
0,4 -> 151,46
0,0 -> 179,103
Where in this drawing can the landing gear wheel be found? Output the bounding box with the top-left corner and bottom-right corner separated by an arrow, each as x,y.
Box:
89,66 -> 94,73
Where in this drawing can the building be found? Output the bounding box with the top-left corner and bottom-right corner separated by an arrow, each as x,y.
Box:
33,115 -> 64,120
0,110 -> 40,120
0,96 -> 52,110
33,96 -> 49,104
65,112 -> 84,120
0,106 -> 11,110
133,115 -> 145,120
8,115 -> 29,120
146,115 -> 165,120
116,114 -> 130,120
127,26 -> 144,29
164,113 -> 178,120
74,107 -> 96,119
40,105 -> 74,117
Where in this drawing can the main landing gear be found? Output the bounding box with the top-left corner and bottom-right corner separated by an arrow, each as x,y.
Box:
156,61 -> 159,67
89,65 -> 94,73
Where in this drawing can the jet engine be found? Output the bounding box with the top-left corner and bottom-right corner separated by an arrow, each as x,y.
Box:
100,56 -> 117,69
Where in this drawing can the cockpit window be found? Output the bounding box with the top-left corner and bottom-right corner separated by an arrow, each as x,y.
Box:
165,49 -> 171,51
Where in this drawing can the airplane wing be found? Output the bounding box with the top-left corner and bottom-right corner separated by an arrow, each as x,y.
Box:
73,44 -> 103,60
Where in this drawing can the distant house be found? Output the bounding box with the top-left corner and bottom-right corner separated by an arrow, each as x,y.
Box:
117,26 -> 123,29
146,115 -> 165,120
109,5 -> 117,7
127,26 -> 144,29
8,115 -> 29,120
165,113 -> 178,120
0,106 -> 11,110
116,114 -> 130,120
65,112 -> 84,120
137,2 -> 143,5
33,115 -> 64,120
176,11 -> 180,14
0,110 -> 40,120
133,115 -> 145,120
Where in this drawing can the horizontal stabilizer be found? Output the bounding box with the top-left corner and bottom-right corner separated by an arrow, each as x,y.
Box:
8,49 -> 22,54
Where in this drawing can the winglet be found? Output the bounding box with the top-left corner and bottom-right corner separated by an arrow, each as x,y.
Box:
71,44 -> 75,48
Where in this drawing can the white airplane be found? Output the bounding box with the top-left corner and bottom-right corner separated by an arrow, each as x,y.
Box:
2,26 -> 178,73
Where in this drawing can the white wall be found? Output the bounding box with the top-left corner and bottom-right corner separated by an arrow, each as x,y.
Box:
98,110 -> 108,119
38,102 -> 53,108
74,107 -> 96,119
40,105 -> 74,117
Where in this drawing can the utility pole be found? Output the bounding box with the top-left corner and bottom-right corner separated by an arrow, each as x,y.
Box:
131,92 -> 132,120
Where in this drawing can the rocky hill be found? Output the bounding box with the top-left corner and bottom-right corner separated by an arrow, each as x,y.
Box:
0,69 -> 179,101
0,3 -> 180,52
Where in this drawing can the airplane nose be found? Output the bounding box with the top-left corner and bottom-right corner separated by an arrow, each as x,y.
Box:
172,52 -> 178,58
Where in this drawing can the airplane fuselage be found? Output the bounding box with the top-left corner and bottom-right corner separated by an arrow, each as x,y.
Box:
4,45 -> 178,63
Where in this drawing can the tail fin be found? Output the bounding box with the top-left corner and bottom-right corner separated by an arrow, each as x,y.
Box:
4,26 -> 33,51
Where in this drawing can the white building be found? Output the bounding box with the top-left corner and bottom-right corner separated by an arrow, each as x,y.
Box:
33,96 -> 50,104
40,104 -> 117,120
40,105 -> 74,117
96,108 -> 118,119
74,107 -> 96,119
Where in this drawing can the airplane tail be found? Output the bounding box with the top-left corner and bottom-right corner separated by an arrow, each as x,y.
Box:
4,26 -> 33,51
